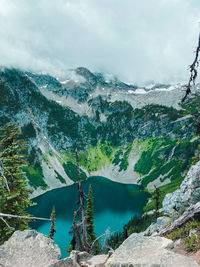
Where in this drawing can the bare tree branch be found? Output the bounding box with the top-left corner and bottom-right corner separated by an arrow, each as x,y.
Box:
0,159 -> 11,193
71,211 -> 83,251
90,230 -> 116,252
0,212 -> 50,221
0,217 -> 14,230
182,32 -> 200,102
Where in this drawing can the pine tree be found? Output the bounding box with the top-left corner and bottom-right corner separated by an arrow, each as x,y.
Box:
86,184 -> 99,254
0,123 -> 33,244
153,185 -> 160,223
86,185 -> 95,244
49,206 -> 56,239
123,225 -> 128,240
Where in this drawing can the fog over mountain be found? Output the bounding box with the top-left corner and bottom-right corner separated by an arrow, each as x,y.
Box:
0,0 -> 200,84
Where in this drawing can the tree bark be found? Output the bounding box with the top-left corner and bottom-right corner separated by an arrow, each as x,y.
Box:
182,32 -> 200,102
158,202 -> 200,236
75,149 -> 89,251
0,159 -> 11,193
0,212 -> 50,221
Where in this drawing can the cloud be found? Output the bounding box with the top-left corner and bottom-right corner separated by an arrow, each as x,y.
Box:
0,0 -> 199,83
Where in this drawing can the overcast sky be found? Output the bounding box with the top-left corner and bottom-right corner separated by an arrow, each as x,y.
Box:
0,0 -> 200,84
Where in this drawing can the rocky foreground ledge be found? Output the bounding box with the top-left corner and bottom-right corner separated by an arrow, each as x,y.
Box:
1,161 -> 200,266
0,230 -> 199,267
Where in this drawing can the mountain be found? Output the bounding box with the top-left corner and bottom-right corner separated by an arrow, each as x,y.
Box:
0,67 -> 199,199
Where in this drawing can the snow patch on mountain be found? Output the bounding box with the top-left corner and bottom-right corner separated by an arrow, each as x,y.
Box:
57,70 -> 86,84
39,86 -> 92,116
131,89 -> 147,94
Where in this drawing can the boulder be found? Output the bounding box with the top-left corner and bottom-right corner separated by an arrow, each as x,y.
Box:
86,254 -> 109,266
159,201 -> 200,236
0,230 -> 61,267
145,216 -> 172,235
105,233 -> 199,267
49,257 -> 80,267
50,250 -> 108,267
163,160 -> 200,219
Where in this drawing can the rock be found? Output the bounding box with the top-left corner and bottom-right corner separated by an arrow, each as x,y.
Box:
105,232 -> 199,267
77,251 -> 93,263
189,229 -> 197,237
49,257 -> 80,267
0,230 -> 61,267
86,254 -> 109,266
173,238 -> 182,248
145,216 -> 172,235
163,160 -> 200,219
68,251 -> 92,267
159,202 -> 200,236
50,251 -> 108,267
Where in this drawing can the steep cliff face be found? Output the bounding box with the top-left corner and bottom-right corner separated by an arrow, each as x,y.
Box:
163,160 -> 200,219
0,67 -> 199,197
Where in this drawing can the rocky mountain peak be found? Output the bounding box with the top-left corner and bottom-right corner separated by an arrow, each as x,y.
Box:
0,66 -> 199,199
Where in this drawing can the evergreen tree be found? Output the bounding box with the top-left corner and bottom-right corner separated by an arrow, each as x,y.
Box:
86,185 -> 96,244
153,185 -> 160,223
49,206 -> 56,239
86,184 -> 99,254
0,123 -> 33,244
123,225 -> 128,240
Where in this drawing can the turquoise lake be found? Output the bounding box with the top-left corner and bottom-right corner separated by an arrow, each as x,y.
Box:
29,176 -> 149,258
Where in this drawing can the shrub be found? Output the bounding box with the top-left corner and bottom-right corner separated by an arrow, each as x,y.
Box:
166,228 -> 185,241
166,218 -> 200,252
63,161 -> 87,182
185,234 -> 200,252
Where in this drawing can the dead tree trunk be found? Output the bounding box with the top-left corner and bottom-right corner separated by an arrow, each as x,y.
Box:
71,149 -> 89,252
182,32 -> 200,102
158,202 -> 200,236
71,211 -> 83,251
0,159 -> 12,193
0,212 -> 50,221
0,212 -> 50,231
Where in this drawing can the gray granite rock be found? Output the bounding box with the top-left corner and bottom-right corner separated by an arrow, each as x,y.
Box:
49,257 -> 80,267
163,160 -> 200,219
86,254 -> 109,266
0,230 -> 61,267
105,233 -> 199,267
145,216 -> 172,235
50,250 -> 108,267
1,230 -> 198,267
76,251 -> 93,263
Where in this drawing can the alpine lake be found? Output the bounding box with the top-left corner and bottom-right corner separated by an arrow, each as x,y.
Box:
28,176 -> 150,258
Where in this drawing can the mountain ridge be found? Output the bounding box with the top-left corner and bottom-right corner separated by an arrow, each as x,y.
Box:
0,67 -> 199,200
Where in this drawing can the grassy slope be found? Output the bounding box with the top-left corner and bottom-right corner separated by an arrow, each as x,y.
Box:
21,92 -> 199,198
134,135 -> 199,212
24,129 -> 198,196
23,165 -> 48,190
35,140 -> 138,185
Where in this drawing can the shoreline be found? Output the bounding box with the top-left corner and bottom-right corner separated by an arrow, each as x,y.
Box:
29,173 -> 140,199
